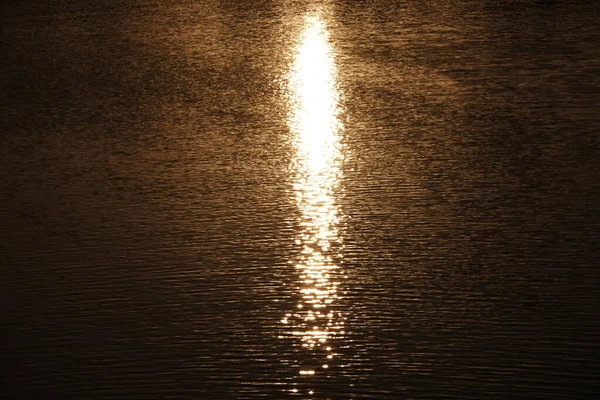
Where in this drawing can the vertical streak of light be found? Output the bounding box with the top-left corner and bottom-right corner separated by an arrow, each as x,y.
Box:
283,13 -> 346,384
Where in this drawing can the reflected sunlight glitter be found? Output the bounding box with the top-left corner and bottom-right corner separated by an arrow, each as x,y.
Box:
283,11 -> 347,381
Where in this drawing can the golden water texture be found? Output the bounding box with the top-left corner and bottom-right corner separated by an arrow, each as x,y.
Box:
282,12 -> 346,391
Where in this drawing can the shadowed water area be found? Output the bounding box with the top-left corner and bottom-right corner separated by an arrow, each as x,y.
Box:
2,0 -> 599,398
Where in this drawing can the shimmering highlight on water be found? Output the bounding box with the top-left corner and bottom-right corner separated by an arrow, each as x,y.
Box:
284,11 -> 346,391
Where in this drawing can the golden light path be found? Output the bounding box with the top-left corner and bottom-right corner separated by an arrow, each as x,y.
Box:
282,12 -> 346,392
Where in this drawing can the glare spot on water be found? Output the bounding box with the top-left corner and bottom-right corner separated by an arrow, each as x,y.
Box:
282,11 -> 346,381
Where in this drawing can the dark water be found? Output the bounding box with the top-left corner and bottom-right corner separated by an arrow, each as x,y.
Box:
2,1 -> 599,398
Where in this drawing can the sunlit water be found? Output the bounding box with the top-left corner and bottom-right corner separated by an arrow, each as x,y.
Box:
283,13 -> 346,394
2,0 -> 599,398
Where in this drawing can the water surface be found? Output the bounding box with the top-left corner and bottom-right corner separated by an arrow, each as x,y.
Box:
2,0 -> 599,398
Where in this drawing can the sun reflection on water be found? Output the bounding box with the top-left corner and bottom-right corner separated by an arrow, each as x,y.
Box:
284,13 -> 346,386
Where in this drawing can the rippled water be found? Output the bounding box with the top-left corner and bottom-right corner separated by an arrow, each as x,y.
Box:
2,0 -> 599,398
